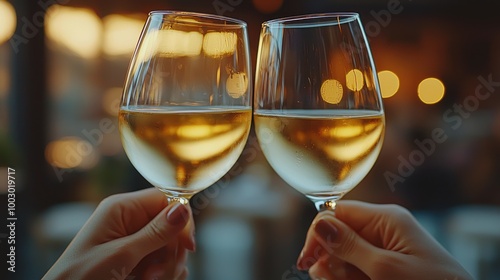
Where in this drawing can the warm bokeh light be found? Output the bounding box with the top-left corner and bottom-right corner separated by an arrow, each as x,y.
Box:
102,14 -> 145,56
226,73 -> 248,98
203,32 -> 237,57
0,0 -> 16,45
418,77 -> 445,104
46,5 -> 102,59
102,87 -> 122,116
252,0 -> 284,14
346,69 -> 364,91
378,70 -> 400,98
158,30 -> 203,57
320,79 -> 343,104
45,137 -> 99,169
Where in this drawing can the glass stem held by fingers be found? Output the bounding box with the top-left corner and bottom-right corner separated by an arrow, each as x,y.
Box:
118,9 -> 252,248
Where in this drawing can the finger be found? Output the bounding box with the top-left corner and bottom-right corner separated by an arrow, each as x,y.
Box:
297,210 -> 337,270
177,204 -> 196,252
311,216 -> 385,277
125,202 -> 191,259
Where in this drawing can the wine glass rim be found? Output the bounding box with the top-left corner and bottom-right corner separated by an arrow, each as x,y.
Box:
263,12 -> 360,27
148,10 -> 247,28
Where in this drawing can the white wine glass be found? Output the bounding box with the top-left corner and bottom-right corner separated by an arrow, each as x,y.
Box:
254,13 -> 385,212
119,11 -> 252,206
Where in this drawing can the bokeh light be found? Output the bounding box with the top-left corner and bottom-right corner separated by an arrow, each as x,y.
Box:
346,69 -> 364,91
226,73 -> 249,98
46,5 -> 102,59
378,70 -> 400,98
203,32 -> 237,57
418,77 -> 445,104
158,30 -> 203,57
45,137 -> 99,169
102,14 -> 145,56
320,79 -> 343,104
0,0 -> 16,45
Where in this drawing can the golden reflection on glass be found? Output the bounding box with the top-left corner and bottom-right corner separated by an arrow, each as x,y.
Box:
322,120 -> 384,162
103,14 -> 145,56
103,87 -> 122,116
0,0 -> 16,45
346,69 -> 364,91
226,72 -> 248,98
202,32 -> 237,57
170,123 -> 248,161
418,77 -> 445,104
158,30 -> 203,57
320,79 -> 343,104
378,70 -> 400,98
45,137 -> 99,169
46,5 -> 102,58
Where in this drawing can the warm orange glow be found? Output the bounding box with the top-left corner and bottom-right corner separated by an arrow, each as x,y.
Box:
418,78 -> 445,104
346,69 -> 364,91
45,137 -> 99,169
378,70 -> 400,98
103,14 -> 145,56
103,87 -> 122,116
46,5 -> 102,58
158,29 -> 203,57
252,0 -> 284,14
0,0 -> 16,44
321,79 -> 344,104
203,32 -> 237,57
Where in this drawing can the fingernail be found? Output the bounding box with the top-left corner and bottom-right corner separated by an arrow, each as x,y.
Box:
187,231 -> 196,252
167,203 -> 188,226
296,250 -> 304,270
314,219 -> 338,242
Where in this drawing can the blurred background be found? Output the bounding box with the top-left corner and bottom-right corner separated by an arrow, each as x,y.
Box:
1,0 -> 500,279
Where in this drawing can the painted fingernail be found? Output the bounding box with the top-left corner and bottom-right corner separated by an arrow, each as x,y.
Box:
167,203 -> 188,226
187,231 -> 196,252
296,250 -> 305,270
314,219 -> 338,242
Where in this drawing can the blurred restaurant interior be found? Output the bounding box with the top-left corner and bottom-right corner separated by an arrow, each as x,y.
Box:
1,0 -> 500,279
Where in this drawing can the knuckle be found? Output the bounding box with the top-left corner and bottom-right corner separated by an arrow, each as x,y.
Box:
339,230 -> 357,258
145,219 -> 168,244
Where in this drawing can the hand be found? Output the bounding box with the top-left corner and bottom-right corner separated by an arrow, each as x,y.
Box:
43,188 -> 195,280
297,200 -> 474,280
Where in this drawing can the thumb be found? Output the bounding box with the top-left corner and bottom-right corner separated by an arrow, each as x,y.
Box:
313,216 -> 384,276
126,202 -> 191,258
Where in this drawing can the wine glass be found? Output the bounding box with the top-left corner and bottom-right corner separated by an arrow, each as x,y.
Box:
119,11 -> 252,206
254,13 -> 385,212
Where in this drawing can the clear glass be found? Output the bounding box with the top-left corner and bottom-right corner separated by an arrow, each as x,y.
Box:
119,11 -> 252,205
254,13 -> 385,212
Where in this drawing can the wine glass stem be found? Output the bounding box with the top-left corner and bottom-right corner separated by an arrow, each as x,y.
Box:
167,195 -> 189,205
316,200 -> 337,212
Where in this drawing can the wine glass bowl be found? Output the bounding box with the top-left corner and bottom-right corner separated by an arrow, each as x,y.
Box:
119,11 -> 252,204
254,13 -> 385,211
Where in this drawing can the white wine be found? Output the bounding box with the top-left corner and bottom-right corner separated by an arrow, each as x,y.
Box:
119,106 -> 251,196
254,109 -> 384,198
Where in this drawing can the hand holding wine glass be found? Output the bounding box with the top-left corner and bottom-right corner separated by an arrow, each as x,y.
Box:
118,10 -> 252,276
254,13 -> 385,212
